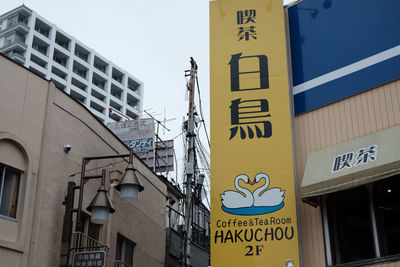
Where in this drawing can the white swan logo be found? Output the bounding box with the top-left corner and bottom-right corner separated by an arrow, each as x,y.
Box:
220,173 -> 285,215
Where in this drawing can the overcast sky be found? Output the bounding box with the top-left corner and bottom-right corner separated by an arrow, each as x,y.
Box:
1,0 -> 294,187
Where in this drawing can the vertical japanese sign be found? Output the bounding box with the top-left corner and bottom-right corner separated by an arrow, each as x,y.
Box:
210,0 -> 300,266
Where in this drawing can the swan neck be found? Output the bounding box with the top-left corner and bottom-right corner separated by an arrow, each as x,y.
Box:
235,176 -> 252,197
254,176 -> 270,195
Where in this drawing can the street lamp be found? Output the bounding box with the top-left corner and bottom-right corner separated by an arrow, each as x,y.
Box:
115,149 -> 144,202
86,169 -> 115,224
76,148 -> 144,227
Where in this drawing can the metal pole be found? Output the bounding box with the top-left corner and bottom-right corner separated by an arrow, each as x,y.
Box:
64,181 -> 76,267
182,57 -> 197,267
75,158 -> 87,233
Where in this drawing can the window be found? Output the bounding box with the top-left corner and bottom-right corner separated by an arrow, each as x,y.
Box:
3,32 -> 25,45
6,14 -> 28,27
34,19 -> 51,38
55,31 -> 70,50
74,44 -> 90,62
374,177 -> 400,256
115,234 -> 135,267
93,56 -> 108,74
78,212 -> 101,241
32,37 -> 49,56
4,33 -> 15,45
323,174 -> 400,266
53,50 -> 68,67
7,15 -> 18,27
0,164 -> 21,219
87,221 -> 100,241
128,78 -> 140,93
73,61 -> 88,80
112,68 -> 124,84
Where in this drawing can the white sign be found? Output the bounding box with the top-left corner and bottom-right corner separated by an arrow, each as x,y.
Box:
108,119 -> 155,152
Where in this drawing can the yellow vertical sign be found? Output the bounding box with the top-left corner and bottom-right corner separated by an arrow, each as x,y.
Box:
210,0 -> 300,266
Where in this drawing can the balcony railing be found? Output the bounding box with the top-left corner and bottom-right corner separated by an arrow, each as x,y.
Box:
71,231 -> 107,252
0,40 -> 27,53
8,52 -> 25,65
0,22 -> 29,36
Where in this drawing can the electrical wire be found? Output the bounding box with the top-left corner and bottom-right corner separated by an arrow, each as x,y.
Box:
195,74 -> 211,148
194,136 -> 211,209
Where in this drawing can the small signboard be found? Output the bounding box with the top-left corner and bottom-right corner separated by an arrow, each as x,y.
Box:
108,119 -> 155,152
72,251 -> 105,267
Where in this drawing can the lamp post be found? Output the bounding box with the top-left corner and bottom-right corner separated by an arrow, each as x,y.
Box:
65,148 -> 144,266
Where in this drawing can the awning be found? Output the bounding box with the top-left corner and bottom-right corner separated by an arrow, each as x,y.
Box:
301,125 -> 400,200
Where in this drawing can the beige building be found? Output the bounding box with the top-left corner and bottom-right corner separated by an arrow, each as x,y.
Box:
0,54 -> 168,267
296,78 -> 400,267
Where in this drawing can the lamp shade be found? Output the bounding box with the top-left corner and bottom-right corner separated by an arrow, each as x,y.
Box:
120,184 -> 139,202
90,206 -> 110,224
87,183 -> 115,224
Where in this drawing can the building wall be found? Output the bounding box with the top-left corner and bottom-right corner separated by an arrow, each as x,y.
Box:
0,53 -> 49,267
0,55 -> 166,267
294,79 -> 400,267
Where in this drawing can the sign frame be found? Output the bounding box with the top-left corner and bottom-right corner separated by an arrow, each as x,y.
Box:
72,250 -> 106,267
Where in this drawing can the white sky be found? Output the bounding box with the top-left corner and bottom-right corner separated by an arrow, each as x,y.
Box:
1,0 -> 295,186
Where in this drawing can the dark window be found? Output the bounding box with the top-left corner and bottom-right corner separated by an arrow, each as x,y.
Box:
87,221 -> 100,241
326,187 -> 375,264
324,174 -> 400,265
124,241 -> 134,266
374,176 -> 400,256
0,164 -> 21,219
115,234 -> 135,267
78,212 -> 101,241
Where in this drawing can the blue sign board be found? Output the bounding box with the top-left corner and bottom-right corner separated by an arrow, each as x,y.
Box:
288,0 -> 400,114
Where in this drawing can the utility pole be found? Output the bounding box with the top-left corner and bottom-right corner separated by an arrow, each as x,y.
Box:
182,57 -> 197,267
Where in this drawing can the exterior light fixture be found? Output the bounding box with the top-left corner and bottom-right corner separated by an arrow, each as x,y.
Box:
286,259 -> 294,267
115,148 -> 144,202
86,169 -> 115,224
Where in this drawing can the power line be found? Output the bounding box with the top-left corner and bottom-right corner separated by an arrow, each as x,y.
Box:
195,74 -> 211,148
195,136 -> 211,209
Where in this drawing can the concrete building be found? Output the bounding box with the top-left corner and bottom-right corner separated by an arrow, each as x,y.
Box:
0,54 -> 164,267
0,5 -> 143,124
